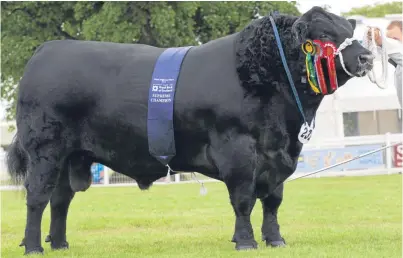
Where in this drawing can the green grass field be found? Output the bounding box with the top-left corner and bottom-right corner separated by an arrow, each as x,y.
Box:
1,175 -> 402,258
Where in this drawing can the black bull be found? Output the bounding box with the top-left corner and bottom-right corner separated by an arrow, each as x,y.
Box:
7,7 -> 374,255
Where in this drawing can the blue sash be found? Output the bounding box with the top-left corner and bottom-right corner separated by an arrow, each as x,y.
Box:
147,46 -> 193,166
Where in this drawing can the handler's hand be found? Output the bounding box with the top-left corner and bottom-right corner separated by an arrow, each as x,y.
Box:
367,27 -> 382,46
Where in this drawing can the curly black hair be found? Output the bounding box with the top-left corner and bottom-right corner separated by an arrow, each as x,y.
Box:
235,14 -> 306,98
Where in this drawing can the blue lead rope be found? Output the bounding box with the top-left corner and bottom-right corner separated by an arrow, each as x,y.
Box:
269,16 -> 307,124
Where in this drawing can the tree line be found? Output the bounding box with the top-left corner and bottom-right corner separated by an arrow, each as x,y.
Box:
341,1 -> 402,17
1,1 -> 300,121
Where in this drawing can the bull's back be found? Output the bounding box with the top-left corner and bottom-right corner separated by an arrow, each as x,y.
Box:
19,39 -> 164,112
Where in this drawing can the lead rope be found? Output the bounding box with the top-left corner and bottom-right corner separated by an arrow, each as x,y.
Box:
362,27 -> 388,89
335,38 -> 356,77
269,16 -> 307,123
286,142 -> 400,182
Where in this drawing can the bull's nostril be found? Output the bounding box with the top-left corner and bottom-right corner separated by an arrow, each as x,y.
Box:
358,54 -> 375,64
358,55 -> 367,64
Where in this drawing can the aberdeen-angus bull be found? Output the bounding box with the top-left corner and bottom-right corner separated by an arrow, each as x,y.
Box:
7,7 -> 374,255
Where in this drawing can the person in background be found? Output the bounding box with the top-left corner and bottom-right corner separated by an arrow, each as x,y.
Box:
368,21 -> 402,108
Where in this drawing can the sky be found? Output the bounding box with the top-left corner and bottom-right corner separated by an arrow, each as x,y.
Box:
296,0 -> 396,15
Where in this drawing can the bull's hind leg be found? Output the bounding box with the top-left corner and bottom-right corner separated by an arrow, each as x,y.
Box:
261,183 -> 286,247
20,146 -> 62,255
45,151 -> 93,250
45,171 -> 74,250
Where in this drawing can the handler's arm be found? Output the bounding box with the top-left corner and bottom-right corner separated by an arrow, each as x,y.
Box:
388,52 -> 403,67
389,58 -> 397,67
367,29 -> 403,67
384,37 -> 403,67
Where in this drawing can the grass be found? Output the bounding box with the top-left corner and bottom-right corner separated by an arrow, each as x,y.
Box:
1,174 -> 402,258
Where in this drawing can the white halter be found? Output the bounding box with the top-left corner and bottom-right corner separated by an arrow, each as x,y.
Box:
361,27 -> 389,89
335,37 -> 356,77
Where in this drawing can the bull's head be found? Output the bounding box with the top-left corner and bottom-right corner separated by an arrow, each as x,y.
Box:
292,6 -> 374,92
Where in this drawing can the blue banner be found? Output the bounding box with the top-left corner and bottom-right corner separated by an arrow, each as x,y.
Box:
296,144 -> 385,173
147,46 -> 193,166
91,163 -> 104,184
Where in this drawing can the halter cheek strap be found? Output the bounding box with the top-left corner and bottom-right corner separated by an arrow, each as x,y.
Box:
335,38 -> 356,77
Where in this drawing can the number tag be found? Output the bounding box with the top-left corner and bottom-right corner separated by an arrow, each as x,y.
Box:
298,117 -> 315,144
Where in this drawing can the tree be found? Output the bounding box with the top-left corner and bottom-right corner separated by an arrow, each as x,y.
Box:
341,1 -> 402,17
1,1 -> 299,121
1,1 -> 82,121
320,4 -> 332,12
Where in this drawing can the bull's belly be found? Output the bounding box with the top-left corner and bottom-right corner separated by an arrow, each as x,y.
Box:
83,124 -> 218,180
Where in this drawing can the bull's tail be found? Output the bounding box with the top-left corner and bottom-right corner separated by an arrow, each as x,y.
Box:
6,136 -> 28,184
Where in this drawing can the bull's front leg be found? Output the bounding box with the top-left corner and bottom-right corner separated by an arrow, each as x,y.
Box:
210,134 -> 258,250
261,183 -> 286,247
226,175 -> 258,251
258,150 -> 297,248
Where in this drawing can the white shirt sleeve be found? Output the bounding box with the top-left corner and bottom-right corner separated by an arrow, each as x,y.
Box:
384,38 -> 403,66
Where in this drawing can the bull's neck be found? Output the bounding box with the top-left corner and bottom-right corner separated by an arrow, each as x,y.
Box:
234,15 -> 324,122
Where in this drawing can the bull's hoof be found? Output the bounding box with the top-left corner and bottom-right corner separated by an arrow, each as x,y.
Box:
266,240 -> 286,247
264,236 -> 286,247
235,240 -> 258,251
24,246 -> 44,255
45,235 -> 69,250
51,241 -> 69,250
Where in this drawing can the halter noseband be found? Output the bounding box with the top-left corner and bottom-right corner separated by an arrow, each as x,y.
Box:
335,38 -> 356,77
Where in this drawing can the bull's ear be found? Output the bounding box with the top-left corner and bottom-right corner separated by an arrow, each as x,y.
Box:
292,16 -> 310,45
291,20 -> 309,44
292,7 -> 317,44
348,19 -> 356,30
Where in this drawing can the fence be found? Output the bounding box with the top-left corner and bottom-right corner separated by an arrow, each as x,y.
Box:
0,133 -> 402,190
